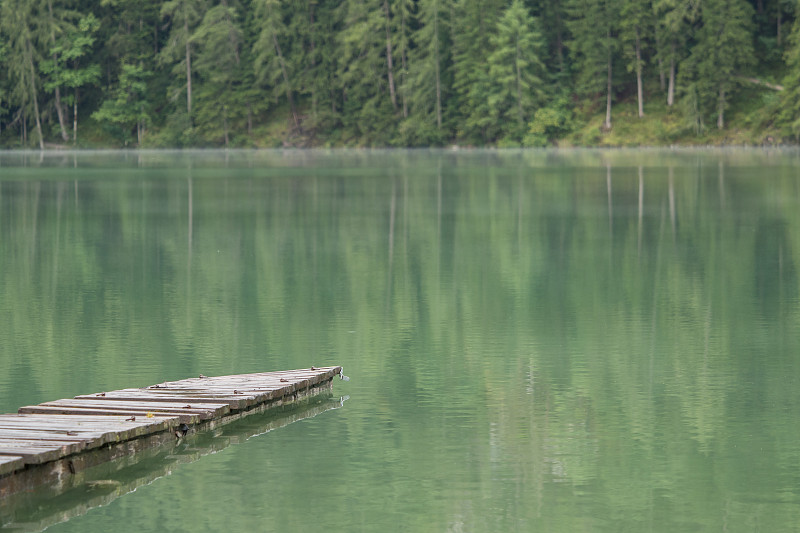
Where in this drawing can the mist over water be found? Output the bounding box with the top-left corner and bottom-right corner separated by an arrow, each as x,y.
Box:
1,149 -> 799,532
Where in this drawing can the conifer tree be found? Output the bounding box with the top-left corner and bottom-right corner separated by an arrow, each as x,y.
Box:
191,0 -> 243,145
335,0 -> 395,141
620,0 -> 652,117
392,0 -> 414,118
292,0 -> 326,125
679,0 -> 754,129
539,0 -> 569,74
159,0 -> 206,120
407,0 -> 453,140
566,0 -> 619,130
253,0 -> 299,129
0,39 -> 7,136
98,0 -> 162,61
653,0 -> 698,107
779,12 -> 800,138
486,0 -> 546,142
0,0 -> 46,149
451,0 -> 505,143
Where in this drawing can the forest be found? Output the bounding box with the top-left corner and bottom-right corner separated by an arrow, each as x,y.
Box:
0,0 -> 799,148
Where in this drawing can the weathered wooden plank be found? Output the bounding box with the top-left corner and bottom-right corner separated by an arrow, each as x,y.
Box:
18,405 -> 201,424
143,367 -> 341,391
35,399 -> 231,418
0,438 -> 87,461
0,454 -> 24,476
0,428 -> 110,448
0,442 -> 79,464
74,391 -> 259,409
139,384 -> 301,397
0,414 -> 178,442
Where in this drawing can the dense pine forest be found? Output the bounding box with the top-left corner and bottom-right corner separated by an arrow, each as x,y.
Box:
0,0 -> 798,148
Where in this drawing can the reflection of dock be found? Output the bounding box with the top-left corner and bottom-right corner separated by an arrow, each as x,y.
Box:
0,367 -> 343,503
0,392 -> 348,532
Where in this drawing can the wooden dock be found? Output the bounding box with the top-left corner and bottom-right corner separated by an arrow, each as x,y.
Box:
0,366 -> 343,499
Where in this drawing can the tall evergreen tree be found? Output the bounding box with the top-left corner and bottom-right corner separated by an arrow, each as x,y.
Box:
98,0 -> 162,63
486,0 -> 546,142
620,0 -> 652,117
451,0 -> 505,143
0,0 -> 46,149
653,0 -> 697,107
0,38 -> 7,136
539,0 -> 569,74
566,0 -> 619,130
779,9 -> 800,138
335,0 -> 395,141
392,0 -> 414,118
159,0 -> 207,120
253,0 -> 299,129
408,0 -> 453,139
292,0 -> 329,126
679,0 -> 755,129
191,0 -> 244,145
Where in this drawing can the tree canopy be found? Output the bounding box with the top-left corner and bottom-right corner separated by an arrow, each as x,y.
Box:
0,0 -> 796,147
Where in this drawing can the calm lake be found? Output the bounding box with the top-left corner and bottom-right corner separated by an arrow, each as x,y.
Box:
1,148 -> 799,531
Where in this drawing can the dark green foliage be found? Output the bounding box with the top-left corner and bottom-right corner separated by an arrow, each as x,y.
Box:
0,0 -> 798,147
451,0 -> 505,143
679,0 -> 755,130
781,7 -> 800,138
91,62 -> 150,144
523,95 -> 574,146
486,0 -> 546,142
565,0 -> 619,130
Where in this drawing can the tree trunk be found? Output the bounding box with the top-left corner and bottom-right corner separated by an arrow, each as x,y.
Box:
667,52 -> 675,107
53,90 -> 68,141
654,32 -> 665,91
384,0 -> 398,111
717,87 -> 725,129
433,7 -> 442,129
604,31 -> 612,131
48,0 -> 69,141
401,13 -> 409,118
515,41 -> 524,126
308,1 -> 318,121
778,7 -> 782,47
73,89 -> 78,144
223,105 -> 229,147
635,28 -> 644,117
185,19 -> 192,117
26,40 -> 44,150
247,102 -> 253,135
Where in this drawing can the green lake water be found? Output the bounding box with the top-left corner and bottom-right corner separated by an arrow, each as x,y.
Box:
1,148 -> 800,531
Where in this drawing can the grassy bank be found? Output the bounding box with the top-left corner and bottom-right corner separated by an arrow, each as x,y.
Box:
0,87 -> 790,150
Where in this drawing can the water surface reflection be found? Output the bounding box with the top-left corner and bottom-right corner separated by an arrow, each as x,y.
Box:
0,149 -> 799,531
